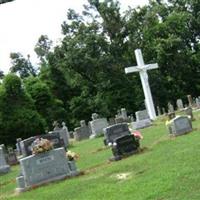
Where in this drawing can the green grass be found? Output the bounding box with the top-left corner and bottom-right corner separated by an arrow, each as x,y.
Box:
1,111 -> 200,200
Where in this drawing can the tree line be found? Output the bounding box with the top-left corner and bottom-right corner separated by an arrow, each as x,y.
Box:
0,0 -> 199,146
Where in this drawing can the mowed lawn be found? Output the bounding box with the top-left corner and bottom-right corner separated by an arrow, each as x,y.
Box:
1,111 -> 200,200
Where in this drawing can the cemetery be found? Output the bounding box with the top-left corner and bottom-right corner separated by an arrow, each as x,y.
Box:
1,108 -> 200,199
1,0 -> 200,199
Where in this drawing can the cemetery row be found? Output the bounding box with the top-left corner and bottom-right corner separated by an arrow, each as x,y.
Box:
0,94 -> 199,193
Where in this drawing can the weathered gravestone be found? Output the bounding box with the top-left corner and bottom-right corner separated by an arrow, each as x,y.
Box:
62,122 -> 70,140
136,110 -> 149,121
89,113 -> 109,139
7,147 -> 18,165
195,97 -> 200,108
108,118 -> 116,125
16,147 -> 78,192
49,129 -> 69,149
168,102 -> 174,113
157,106 -> 161,116
176,99 -> 184,110
104,123 -> 140,161
20,137 -> 36,157
162,107 -> 166,115
16,138 -> 22,155
73,120 -> 91,141
184,107 -> 194,121
0,146 -> 10,174
69,131 -> 74,139
187,95 -> 193,107
115,108 -> 129,123
130,110 -> 152,130
167,116 -> 192,136
115,116 -> 124,124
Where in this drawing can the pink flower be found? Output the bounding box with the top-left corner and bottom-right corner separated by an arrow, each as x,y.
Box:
132,130 -> 143,139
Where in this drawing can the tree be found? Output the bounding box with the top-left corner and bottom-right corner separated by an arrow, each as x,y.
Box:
34,35 -> 52,65
10,53 -> 36,78
24,76 -> 67,128
0,74 -> 45,145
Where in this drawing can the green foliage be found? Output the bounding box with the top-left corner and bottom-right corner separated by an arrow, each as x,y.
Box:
24,76 -> 67,128
9,53 -> 36,79
0,74 -> 45,145
34,35 -> 52,64
2,0 -> 200,145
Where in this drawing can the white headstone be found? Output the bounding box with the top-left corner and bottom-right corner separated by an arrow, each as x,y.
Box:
0,147 -> 10,174
135,110 -> 150,121
176,99 -> 184,110
89,118 -> 108,139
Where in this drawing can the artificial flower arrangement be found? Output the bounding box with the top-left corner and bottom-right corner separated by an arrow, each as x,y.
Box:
128,126 -> 143,140
31,138 -> 53,155
66,150 -> 79,161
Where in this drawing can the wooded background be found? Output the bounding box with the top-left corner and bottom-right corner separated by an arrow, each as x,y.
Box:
0,0 -> 199,145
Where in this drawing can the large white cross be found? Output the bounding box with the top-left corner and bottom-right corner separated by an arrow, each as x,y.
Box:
125,49 -> 158,120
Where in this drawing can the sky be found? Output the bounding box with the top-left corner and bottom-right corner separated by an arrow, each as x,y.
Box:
0,0 -> 149,73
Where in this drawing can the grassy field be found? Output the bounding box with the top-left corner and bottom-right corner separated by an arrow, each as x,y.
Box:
1,111 -> 200,200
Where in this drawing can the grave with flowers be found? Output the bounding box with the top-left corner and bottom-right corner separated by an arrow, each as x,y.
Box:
16,138 -> 79,193
103,123 -> 141,161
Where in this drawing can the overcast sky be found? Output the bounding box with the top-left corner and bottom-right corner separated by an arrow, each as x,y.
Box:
0,0 -> 149,73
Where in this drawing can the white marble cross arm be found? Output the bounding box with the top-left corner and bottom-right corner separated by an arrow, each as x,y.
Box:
145,63 -> 158,70
125,66 -> 140,74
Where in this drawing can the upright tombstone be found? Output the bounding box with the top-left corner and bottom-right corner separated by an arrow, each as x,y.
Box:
176,99 -> 184,110
89,113 -> 109,139
16,138 -> 22,155
104,124 -> 140,161
125,49 -> 158,120
41,132 -> 65,149
157,106 -> 161,116
187,95 -> 193,107
16,147 -> 78,192
20,133 -> 65,157
195,97 -> 200,108
0,147 -> 10,174
7,147 -> 18,165
184,107 -> 194,121
115,108 -> 129,123
53,121 -> 60,131
49,128 -> 69,149
168,102 -> 174,113
135,110 -> 149,121
115,116 -> 124,124
104,123 -> 131,145
166,112 -> 176,134
131,110 -> 152,130
20,137 -> 36,157
121,108 -> 128,120
162,107 -> 166,115
167,116 -> 192,136
62,122 -> 70,140
108,118 -> 116,125
69,131 -> 74,139
73,120 -> 91,141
